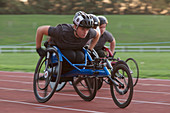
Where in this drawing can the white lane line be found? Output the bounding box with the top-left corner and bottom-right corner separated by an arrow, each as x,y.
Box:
138,78 -> 170,81
1,71 -> 170,81
1,74 -> 170,87
1,87 -> 170,106
138,83 -> 170,87
132,100 -> 170,106
0,79 -> 32,84
102,88 -> 170,95
1,78 -> 170,88
0,87 -> 33,92
0,87 -> 78,97
1,78 -> 170,95
0,99 -> 105,113
0,71 -> 34,74
0,75 -> 33,78
1,86 -> 170,96
135,90 -> 170,95
95,96 -> 170,106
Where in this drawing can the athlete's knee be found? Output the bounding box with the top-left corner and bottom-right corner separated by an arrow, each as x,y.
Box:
75,50 -> 85,63
61,50 -> 76,62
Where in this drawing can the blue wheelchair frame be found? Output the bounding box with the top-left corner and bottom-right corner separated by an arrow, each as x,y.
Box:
51,46 -> 111,79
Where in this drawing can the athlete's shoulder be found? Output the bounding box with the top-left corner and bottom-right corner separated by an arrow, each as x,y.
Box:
104,30 -> 113,37
55,24 -> 72,28
105,30 -> 112,35
88,28 -> 97,38
56,24 -> 73,32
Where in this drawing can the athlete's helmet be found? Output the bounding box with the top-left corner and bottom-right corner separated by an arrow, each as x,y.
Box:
73,11 -> 94,28
97,16 -> 108,25
89,14 -> 100,28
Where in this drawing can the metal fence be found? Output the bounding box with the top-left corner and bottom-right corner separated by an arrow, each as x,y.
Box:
0,46 -> 35,53
0,46 -> 170,53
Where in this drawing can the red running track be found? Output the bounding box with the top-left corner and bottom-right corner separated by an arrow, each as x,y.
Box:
0,71 -> 170,113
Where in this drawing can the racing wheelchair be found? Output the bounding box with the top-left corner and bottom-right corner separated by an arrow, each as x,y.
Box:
33,45 -> 133,108
51,45 -> 139,92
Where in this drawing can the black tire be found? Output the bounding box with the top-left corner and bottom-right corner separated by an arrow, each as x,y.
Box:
97,77 -> 103,90
110,64 -> 133,108
33,47 -> 62,103
113,60 -> 128,68
50,81 -> 67,92
125,58 -> 139,87
72,76 -> 98,101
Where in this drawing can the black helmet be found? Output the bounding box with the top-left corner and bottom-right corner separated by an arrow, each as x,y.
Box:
73,11 -> 94,28
89,14 -> 100,28
97,16 -> 108,25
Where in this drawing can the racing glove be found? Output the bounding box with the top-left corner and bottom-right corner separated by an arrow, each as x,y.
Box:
86,49 -> 98,58
44,41 -> 49,48
36,47 -> 46,57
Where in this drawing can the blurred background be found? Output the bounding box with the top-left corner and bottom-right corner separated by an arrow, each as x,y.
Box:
1,0 -> 170,15
0,0 -> 170,79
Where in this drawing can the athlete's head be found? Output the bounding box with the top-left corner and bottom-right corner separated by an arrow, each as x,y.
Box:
73,11 -> 94,38
88,14 -> 100,29
97,16 -> 108,35
73,11 -> 94,28
98,16 -> 108,26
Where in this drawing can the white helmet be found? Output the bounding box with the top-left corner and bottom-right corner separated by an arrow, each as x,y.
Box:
73,11 -> 94,28
97,16 -> 108,25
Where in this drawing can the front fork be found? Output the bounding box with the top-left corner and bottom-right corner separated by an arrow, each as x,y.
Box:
104,59 -> 124,88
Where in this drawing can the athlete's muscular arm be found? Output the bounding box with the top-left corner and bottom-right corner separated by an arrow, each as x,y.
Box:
36,26 -> 50,49
110,38 -> 116,54
88,29 -> 100,50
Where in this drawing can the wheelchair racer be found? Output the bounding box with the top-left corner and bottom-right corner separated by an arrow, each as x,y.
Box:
35,11 -> 100,74
94,16 -> 116,57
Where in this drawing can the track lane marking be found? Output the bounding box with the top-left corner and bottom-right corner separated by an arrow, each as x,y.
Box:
0,75 -> 33,78
0,99 -> 106,113
137,83 -> 170,87
1,78 -> 170,87
1,79 -> 170,95
1,87 -> 170,106
0,79 -> 32,84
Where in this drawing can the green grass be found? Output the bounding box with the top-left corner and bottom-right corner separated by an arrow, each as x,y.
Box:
0,52 -> 170,79
0,53 -> 39,72
107,15 -> 170,45
0,15 -> 73,45
0,15 -> 170,46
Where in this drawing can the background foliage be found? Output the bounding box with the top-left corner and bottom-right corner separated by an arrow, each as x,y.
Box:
0,0 -> 170,15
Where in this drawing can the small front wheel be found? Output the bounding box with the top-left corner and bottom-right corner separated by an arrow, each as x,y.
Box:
110,64 -> 133,108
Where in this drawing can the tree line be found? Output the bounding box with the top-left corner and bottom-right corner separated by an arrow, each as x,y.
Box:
0,0 -> 170,15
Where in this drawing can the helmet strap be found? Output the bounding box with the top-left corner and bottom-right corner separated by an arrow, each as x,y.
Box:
73,25 -> 81,38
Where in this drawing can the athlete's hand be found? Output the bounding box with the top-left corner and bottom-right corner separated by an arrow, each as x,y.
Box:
44,41 -> 48,48
86,49 -> 96,58
36,47 -> 46,57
